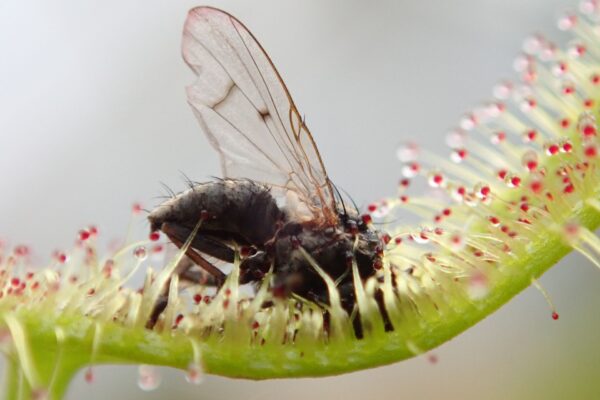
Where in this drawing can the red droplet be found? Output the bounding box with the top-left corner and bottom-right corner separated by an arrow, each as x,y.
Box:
497,169 -> 508,180
489,216 -> 500,226
530,180 -> 543,194
552,312 -> 559,320
394,237 -> 402,245
494,131 -> 506,143
584,145 -> 597,158
442,208 -> 451,217
149,231 -> 160,241
10,278 -> 20,287
84,367 -> 94,384
584,98 -> 594,108
193,294 -> 202,304
480,186 -> 491,197
79,230 -> 91,241
564,184 -> 575,194
591,73 -> 600,85
560,118 -> 570,129
251,321 -> 260,330
582,124 -> 597,137
526,160 -> 538,171
361,214 -> 372,225
547,144 -> 560,155
432,174 -> 444,185
562,85 -> 574,95
525,130 -> 537,142
367,204 -> 377,212
400,195 -> 409,203
510,176 -> 522,187
14,245 -> 29,257
132,203 -> 143,214
399,179 -> 410,188
373,258 -> 383,270
382,233 -> 391,245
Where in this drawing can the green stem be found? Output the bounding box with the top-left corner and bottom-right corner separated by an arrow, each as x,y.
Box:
4,356 -> 23,400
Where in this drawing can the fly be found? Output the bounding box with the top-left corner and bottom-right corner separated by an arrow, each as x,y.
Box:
148,7 -> 388,335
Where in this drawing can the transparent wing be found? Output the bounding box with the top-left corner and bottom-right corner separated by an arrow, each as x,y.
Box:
182,7 -> 337,225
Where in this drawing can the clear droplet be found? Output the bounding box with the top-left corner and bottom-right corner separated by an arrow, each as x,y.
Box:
467,271 -> 489,300
396,142 -> 419,162
185,362 -> 204,385
427,171 -> 445,188
133,246 -> 147,261
580,0 -> 598,15
450,149 -> 467,163
557,12 -> 577,31
522,35 -> 543,55
445,129 -> 466,148
513,54 -> 532,72
459,114 -> 476,131
412,230 -> 430,244
567,40 -> 586,58
138,365 -> 161,391
540,41 -> 558,62
521,150 -> 538,171
493,83 -> 512,101
371,204 -> 390,219
401,162 -> 420,178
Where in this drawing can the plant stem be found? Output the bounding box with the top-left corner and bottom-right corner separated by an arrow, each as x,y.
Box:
4,356 -> 22,400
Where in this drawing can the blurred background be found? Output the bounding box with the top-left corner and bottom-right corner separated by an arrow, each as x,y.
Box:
1,0 -> 599,399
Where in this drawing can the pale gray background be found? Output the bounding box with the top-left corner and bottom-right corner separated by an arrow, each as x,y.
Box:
1,1 -> 599,399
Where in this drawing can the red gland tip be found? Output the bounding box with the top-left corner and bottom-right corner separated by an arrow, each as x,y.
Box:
132,203 -> 143,214
78,230 -> 91,241
149,232 -> 160,241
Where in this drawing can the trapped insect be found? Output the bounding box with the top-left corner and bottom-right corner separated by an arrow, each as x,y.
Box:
148,7 -> 388,334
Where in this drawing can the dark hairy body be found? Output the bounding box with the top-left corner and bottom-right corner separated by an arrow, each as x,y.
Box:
148,179 -> 385,330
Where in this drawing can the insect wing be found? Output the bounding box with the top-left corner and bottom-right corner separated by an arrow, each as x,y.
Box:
182,7 -> 337,224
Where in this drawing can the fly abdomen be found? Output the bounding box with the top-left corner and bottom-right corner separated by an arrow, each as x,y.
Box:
149,179 -> 286,245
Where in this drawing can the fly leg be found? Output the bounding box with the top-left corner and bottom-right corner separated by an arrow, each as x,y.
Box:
146,222 -> 235,328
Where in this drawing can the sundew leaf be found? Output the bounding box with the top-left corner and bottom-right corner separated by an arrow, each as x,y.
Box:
1,5 -> 600,400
